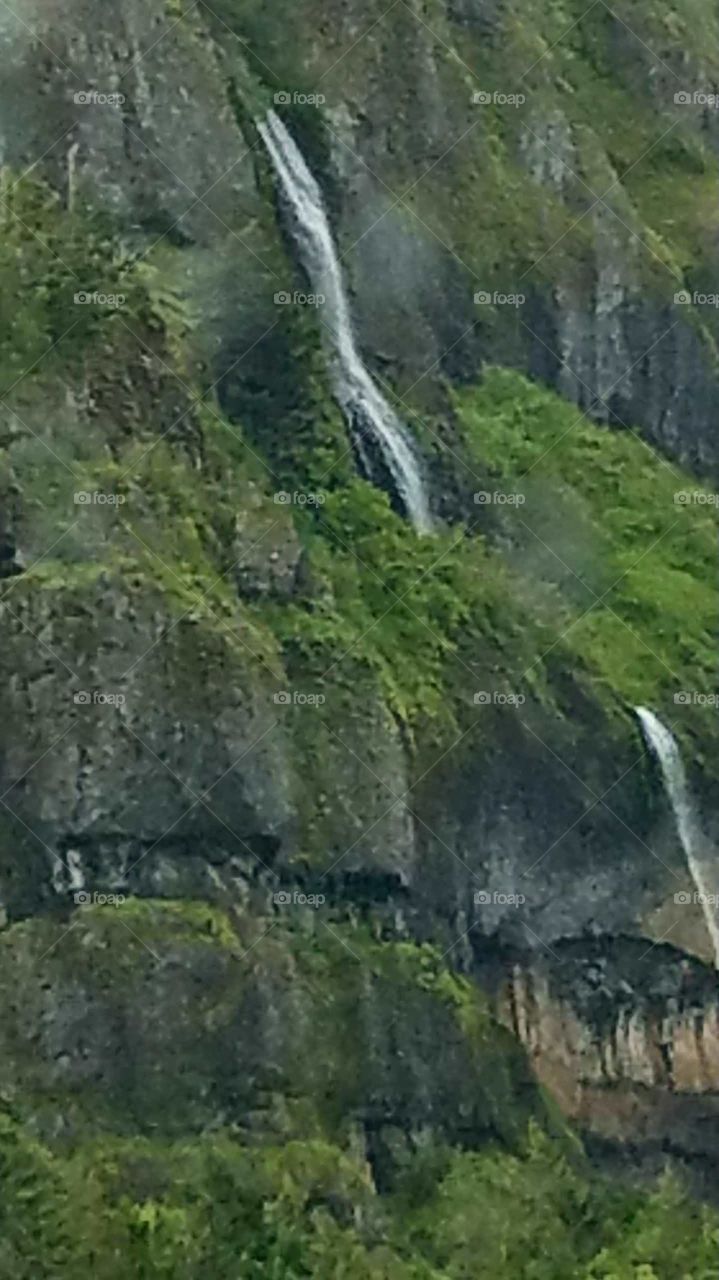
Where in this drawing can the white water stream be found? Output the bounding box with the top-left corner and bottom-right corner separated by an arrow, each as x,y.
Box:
635,706 -> 719,968
258,110 -> 432,533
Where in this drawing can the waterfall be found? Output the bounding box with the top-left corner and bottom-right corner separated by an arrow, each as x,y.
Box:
258,110 -> 432,533
635,706 -> 719,968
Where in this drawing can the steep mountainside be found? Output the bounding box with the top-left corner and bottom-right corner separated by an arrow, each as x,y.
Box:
0,0 -> 718,1274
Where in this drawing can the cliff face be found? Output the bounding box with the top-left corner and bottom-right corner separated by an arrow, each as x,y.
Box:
0,903 -> 544,1161
4,0 -> 719,477
493,939 -> 719,1195
0,0 -> 717,1222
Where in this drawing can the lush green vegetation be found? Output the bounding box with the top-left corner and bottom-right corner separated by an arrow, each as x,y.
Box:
1,122 -> 715,764
3,164 -> 714,805
457,368 -> 717,730
0,1114 -> 716,1278
2,2 -> 719,1266
0,902 -> 716,1277
267,364 -> 716,770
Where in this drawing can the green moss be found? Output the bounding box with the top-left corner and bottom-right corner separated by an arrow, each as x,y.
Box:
243,356 -> 715,777
0,176 -> 130,388
456,367 -> 716,745
269,480 -> 557,736
0,903 -> 549,1155
76,898 -> 242,952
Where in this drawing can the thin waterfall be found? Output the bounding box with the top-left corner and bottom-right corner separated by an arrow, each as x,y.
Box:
635,706 -> 719,968
257,110 -> 432,533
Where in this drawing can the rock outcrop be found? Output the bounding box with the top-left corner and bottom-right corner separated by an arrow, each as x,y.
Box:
492,938 -> 719,1189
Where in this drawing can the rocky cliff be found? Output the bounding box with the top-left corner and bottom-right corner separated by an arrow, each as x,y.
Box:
0,0 -> 718,1272
4,0 -> 719,478
489,939 -> 719,1196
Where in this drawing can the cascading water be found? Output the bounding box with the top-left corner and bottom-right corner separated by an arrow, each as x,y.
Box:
257,110 -> 432,533
635,706 -> 719,968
